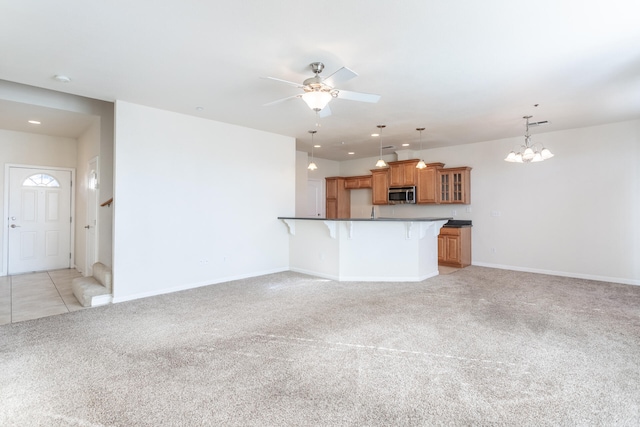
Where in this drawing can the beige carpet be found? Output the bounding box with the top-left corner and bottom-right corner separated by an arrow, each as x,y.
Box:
1,266 -> 639,426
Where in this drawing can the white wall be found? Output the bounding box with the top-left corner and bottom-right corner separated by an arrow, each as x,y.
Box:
113,101 -> 295,302
0,129 -> 77,275
75,119 -> 100,274
338,120 -> 640,285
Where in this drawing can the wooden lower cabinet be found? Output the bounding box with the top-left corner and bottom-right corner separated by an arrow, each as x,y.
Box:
438,226 -> 471,267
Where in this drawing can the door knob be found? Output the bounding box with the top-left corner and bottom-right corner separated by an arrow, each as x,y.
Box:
10,224 -> 20,228
84,225 -> 90,229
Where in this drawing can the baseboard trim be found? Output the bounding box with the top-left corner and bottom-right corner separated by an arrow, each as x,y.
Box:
472,262 -> 639,286
91,294 -> 113,306
111,267 -> 289,303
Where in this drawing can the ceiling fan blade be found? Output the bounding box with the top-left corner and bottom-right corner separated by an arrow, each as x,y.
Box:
262,76 -> 304,88
318,105 -> 332,118
322,67 -> 357,88
335,90 -> 381,103
262,94 -> 301,107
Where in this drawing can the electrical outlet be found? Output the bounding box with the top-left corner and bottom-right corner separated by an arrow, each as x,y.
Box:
491,211 -> 501,217
466,207 -> 472,213
491,248 -> 497,254
451,210 -> 457,216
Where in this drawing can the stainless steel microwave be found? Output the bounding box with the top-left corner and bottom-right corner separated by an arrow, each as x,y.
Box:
388,186 -> 416,204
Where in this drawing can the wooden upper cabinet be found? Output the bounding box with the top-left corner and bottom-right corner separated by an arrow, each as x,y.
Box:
416,162 -> 444,204
388,160 -> 419,187
344,175 -> 372,189
438,167 -> 471,204
370,169 -> 389,205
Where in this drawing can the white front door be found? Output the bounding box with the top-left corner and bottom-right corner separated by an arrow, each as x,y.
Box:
7,167 -> 73,274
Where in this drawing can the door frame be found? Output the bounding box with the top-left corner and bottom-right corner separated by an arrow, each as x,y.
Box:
2,164 -> 76,277
85,156 -> 99,276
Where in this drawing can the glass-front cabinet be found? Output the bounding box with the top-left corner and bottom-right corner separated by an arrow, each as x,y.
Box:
438,167 -> 471,204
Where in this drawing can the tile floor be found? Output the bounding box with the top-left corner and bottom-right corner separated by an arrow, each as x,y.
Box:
0,268 -> 86,325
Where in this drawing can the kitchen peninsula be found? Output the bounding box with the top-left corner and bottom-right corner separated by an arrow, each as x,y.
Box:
278,217 -> 451,282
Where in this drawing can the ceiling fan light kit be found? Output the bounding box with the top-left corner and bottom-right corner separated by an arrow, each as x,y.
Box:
302,91 -> 333,112
504,116 -> 554,163
264,61 -> 380,117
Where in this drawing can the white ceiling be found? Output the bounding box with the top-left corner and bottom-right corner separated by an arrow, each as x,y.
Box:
1,0 -> 639,161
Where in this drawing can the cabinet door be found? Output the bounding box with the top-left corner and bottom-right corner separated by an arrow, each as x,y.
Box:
444,235 -> 460,263
326,178 -> 338,199
402,163 -> 416,186
417,167 -> 438,203
452,172 -> 464,202
371,170 -> 388,205
389,164 -> 403,187
357,176 -> 372,189
439,172 -> 450,203
326,199 -> 337,219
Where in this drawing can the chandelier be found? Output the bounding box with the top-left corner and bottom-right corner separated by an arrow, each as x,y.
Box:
504,116 -> 554,163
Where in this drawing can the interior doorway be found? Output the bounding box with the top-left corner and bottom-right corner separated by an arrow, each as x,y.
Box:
5,165 -> 74,274
306,179 -> 324,217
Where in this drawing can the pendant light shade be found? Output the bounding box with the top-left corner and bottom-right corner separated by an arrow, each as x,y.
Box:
375,124 -> 387,168
505,116 -> 554,163
415,127 -> 427,169
307,130 -> 318,170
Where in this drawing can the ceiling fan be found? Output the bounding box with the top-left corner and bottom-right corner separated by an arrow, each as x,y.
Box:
263,62 -> 381,117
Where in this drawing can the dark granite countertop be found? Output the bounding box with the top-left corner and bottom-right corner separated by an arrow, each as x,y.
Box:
443,220 -> 473,227
278,217 -> 453,222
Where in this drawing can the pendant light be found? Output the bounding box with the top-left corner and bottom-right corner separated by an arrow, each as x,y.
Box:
307,130 -> 318,170
415,127 -> 427,169
505,116 -> 554,163
375,124 -> 387,167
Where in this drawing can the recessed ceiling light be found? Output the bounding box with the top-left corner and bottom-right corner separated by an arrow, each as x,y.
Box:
53,75 -> 71,83
196,106 -> 204,111
371,133 -> 379,137
28,120 -> 41,125
348,152 -> 355,155
402,143 -> 410,147
314,145 -> 321,148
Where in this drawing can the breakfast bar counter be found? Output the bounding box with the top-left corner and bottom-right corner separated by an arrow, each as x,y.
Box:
278,217 -> 451,282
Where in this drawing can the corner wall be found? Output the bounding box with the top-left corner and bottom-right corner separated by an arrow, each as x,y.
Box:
113,101 -> 295,301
